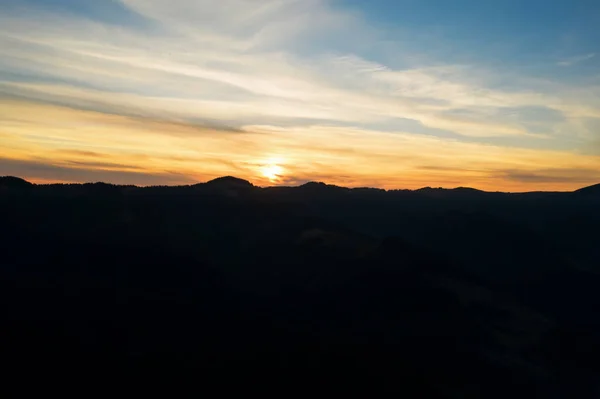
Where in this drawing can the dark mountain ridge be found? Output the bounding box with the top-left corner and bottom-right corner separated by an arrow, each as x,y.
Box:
0,175 -> 33,188
574,182 -> 600,196
1,175 -> 599,396
5,174 -> 598,194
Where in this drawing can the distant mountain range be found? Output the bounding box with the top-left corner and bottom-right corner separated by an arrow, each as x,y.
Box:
4,174 -> 599,194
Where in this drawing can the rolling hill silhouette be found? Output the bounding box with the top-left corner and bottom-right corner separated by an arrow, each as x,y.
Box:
0,176 -> 33,188
574,182 -> 600,196
1,176 -> 599,397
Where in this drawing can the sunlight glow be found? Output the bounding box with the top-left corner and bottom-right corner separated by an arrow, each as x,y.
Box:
261,162 -> 284,182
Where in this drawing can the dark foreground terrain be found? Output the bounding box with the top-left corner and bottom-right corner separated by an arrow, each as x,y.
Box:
1,175 -> 599,396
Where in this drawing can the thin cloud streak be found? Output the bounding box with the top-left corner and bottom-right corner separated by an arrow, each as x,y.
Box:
0,157 -> 196,186
557,53 -> 595,67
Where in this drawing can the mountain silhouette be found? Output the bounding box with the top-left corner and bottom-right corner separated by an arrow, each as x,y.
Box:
203,175 -> 255,188
0,176 -> 33,188
1,175 -> 600,397
192,175 -> 256,197
574,182 -> 600,196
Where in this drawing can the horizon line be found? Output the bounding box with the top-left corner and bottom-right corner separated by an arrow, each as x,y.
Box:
2,175 -> 597,195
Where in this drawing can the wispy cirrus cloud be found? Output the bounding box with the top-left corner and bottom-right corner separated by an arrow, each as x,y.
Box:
557,53 -> 595,67
1,0 -> 599,141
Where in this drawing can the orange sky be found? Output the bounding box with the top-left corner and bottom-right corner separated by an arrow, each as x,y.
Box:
2,98 -> 599,192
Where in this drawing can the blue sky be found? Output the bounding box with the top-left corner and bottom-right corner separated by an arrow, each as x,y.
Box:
1,0 -> 600,189
342,0 -> 600,81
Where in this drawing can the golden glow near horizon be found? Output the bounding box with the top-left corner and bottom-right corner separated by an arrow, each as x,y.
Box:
1,99 -> 600,191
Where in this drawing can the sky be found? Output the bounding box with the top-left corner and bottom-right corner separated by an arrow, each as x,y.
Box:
1,0 -> 600,191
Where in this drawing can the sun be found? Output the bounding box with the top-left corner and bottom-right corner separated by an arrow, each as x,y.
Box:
260,163 -> 284,182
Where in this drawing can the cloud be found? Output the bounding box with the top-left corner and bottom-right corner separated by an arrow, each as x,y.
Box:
2,98 -> 600,191
1,1 -> 599,142
557,53 -> 595,67
65,160 -> 145,171
498,168 -> 600,184
54,149 -> 109,158
0,157 -> 196,186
